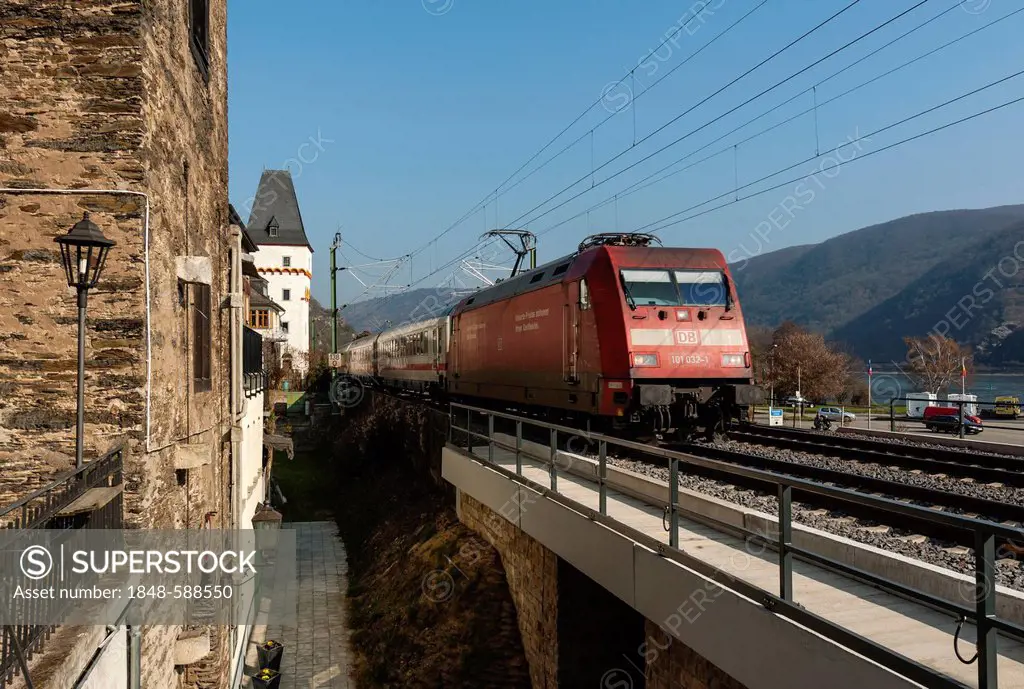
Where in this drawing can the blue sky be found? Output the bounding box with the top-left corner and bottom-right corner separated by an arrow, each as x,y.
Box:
227,0 -> 1024,306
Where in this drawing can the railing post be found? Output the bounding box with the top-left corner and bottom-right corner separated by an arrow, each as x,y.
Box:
890,399 -> 895,432
598,439 -> 607,515
549,428 -> 558,491
976,531 -> 998,689
487,414 -> 495,464
959,400 -> 966,439
466,407 -> 472,452
515,420 -> 523,475
778,484 -> 793,601
668,458 -> 679,549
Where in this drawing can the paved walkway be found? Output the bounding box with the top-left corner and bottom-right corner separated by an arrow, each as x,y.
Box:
243,522 -> 354,689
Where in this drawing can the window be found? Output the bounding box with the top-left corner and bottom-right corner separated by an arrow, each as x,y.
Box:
192,283 -> 211,392
282,289 -> 291,301
282,256 -> 291,267
268,219 -> 279,238
281,321 -> 289,334
189,0 -> 210,79
673,271 -> 727,306
249,309 -> 269,329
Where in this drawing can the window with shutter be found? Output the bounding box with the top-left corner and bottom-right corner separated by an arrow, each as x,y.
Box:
193,283 -> 212,392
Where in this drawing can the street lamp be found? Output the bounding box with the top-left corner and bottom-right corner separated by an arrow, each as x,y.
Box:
769,344 -> 778,408
251,502 -> 283,531
252,502 -> 283,565
55,213 -> 116,469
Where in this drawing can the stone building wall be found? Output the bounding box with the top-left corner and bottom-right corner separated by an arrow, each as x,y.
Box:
0,0 -> 148,504
458,492 -> 559,689
0,0 -> 231,687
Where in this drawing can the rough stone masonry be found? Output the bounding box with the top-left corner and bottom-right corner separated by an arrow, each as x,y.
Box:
1,0 -> 232,687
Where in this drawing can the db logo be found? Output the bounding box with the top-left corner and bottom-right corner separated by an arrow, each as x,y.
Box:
21,545 -> 54,580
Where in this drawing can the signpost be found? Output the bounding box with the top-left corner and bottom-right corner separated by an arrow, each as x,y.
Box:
769,408 -> 783,427
328,352 -> 344,369
867,359 -> 872,430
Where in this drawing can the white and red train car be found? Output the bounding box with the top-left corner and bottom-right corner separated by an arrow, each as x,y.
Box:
338,234 -> 762,437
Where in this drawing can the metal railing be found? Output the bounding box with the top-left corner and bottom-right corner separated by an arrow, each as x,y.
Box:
243,326 -> 266,398
0,445 -> 124,688
448,402 -> 1024,689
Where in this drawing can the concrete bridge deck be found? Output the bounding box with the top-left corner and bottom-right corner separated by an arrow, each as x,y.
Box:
444,438 -> 1024,689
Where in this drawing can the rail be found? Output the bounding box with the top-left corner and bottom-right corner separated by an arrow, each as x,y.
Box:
0,445 -> 124,688
448,402 -> 1024,689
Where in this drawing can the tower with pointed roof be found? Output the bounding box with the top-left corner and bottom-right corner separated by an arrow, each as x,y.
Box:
246,169 -> 314,373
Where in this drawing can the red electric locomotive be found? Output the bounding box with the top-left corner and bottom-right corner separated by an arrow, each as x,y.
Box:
448,233 -> 762,438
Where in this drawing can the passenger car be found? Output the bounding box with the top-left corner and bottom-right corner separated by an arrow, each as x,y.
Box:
816,407 -> 855,423
923,414 -> 984,434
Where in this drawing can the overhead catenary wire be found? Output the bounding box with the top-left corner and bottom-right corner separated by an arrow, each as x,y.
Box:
498,0 -> 772,199
394,0 -> 768,265
507,0 -> 928,231
365,0 -> 871,301
635,77 -> 1024,236
384,69 -> 1024,305
530,1 -> 1022,240
359,0 -> 774,317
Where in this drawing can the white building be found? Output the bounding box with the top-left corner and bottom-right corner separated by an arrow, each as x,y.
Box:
246,170 -> 314,373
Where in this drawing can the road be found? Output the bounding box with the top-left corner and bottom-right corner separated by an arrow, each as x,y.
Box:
751,411 -> 1024,447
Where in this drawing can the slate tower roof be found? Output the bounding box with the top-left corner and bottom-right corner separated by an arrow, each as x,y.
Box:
246,169 -> 314,251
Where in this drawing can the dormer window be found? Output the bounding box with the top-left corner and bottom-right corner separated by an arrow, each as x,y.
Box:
268,218 -> 279,238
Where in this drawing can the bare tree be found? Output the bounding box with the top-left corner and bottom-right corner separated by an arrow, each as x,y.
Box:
263,339 -> 285,390
904,335 -> 970,393
770,322 -> 850,402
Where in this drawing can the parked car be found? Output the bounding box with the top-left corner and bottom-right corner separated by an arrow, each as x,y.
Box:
784,396 -> 811,407
923,413 -> 984,435
816,406 -> 856,423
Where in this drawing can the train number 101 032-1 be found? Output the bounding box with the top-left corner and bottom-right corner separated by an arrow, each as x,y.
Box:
671,354 -> 710,366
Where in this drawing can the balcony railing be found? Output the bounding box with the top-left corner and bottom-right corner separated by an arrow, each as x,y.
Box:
0,445 -> 124,688
243,326 -> 266,397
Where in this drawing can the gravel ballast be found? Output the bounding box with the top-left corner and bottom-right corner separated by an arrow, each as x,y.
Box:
606,453 -> 1024,591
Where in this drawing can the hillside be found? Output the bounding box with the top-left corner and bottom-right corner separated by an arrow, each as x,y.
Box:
832,217 -> 1024,362
731,205 -> 1024,337
336,287 -> 464,334
310,297 -> 355,351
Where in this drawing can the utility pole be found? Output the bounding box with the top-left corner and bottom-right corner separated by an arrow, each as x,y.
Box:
330,232 -> 341,357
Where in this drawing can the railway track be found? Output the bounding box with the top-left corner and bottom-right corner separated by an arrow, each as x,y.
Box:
729,424 -> 1024,487
669,441 -> 1024,534
368,389 -> 1024,545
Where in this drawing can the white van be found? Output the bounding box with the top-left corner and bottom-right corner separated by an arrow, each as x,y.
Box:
905,392 -> 937,418
946,393 -> 978,417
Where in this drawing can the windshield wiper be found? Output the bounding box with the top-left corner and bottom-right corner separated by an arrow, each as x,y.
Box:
619,274 -> 637,311
721,273 -> 733,312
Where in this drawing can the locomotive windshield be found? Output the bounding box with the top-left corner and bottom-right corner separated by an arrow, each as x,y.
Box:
619,269 -> 728,306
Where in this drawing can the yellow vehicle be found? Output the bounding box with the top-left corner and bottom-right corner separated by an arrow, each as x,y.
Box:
994,395 -> 1020,419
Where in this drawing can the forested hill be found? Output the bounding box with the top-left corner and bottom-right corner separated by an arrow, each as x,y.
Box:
731,205 -> 1024,364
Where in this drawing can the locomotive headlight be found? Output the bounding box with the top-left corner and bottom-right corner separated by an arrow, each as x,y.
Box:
722,354 -> 745,367
633,353 -> 659,367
